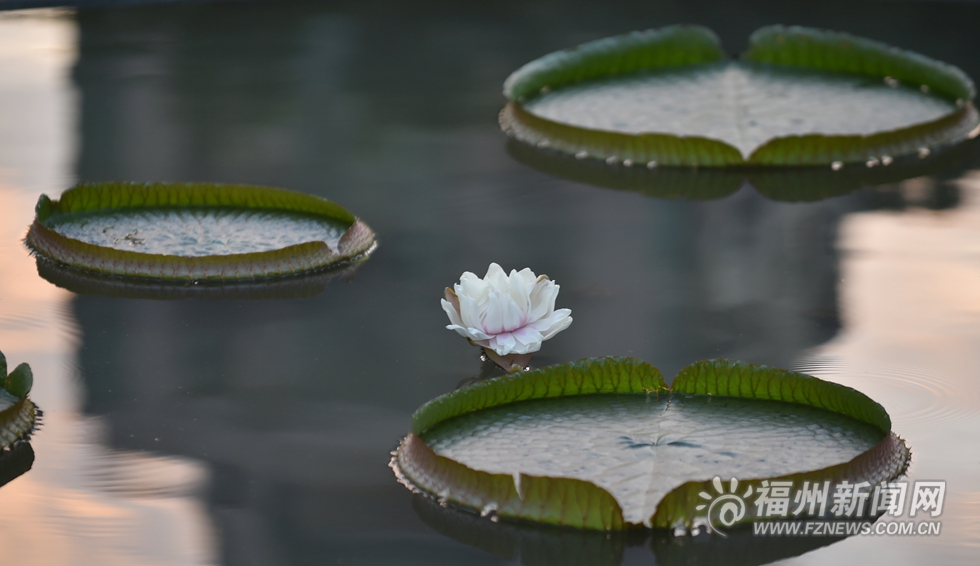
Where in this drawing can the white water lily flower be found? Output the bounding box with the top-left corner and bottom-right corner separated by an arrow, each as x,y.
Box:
441,263 -> 573,361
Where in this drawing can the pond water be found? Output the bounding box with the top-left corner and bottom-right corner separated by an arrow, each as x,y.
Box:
0,2 -> 979,565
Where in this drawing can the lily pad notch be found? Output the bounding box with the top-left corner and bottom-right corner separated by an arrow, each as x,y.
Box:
500,25 -> 980,167
0,350 -> 39,451
26,182 -> 377,282
392,357 -> 910,532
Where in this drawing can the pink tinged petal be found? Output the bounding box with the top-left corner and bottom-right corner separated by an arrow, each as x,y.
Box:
480,288 -> 508,335
444,287 -> 460,314
463,327 -> 493,341
441,298 -> 464,327
533,309 -> 572,340
445,324 -> 475,340
510,326 -> 544,354
490,331 -> 518,355
501,290 -> 527,333
507,268 -> 531,316
485,262 -> 508,290
527,308 -> 571,334
458,272 -> 489,302
527,278 -> 559,321
457,293 -> 485,331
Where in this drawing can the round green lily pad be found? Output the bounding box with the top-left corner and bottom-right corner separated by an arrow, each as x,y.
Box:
392,358 -> 909,531
501,25 -> 979,167
26,182 -> 377,282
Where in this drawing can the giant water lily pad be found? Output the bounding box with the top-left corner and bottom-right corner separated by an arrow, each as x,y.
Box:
501,25 -> 979,167
392,358 -> 909,531
26,182 -> 376,281
0,352 -> 39,451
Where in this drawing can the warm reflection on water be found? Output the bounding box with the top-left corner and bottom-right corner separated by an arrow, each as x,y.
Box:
794,173 -> 980,562
2,2 -> 980,565
0,11 -> 217,565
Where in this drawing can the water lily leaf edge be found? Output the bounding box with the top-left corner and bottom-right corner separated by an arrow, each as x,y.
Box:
501,25 -> 979,167
25,182 -> 376,282
0,392 -> 38,451
395,357 -> 909,531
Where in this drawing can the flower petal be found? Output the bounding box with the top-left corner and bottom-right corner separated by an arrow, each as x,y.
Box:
480,288 -> 508,335
527,277 -> 558,321
441,298 -> 463,327
490,331 -> 517,355
531,308 -> 573,340
457,292 -> 484,331
507,268 -> 531,318
511,326 -> 544,353
485,262 -> 509,291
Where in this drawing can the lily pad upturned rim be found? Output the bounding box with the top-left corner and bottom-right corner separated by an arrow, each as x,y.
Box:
500,25 -> 980,167
393,357 -> 910,531
0,394 -> 38,452
25,182 -> 377,282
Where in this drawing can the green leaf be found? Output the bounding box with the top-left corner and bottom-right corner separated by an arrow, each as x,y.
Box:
0,350 -> 6,383
504,26 -> 726,102
5,363 -> 32,399
671,359 -> 891,433
412,357 -> 668,435
26,183 -> 376,282
743,25 -> 975,102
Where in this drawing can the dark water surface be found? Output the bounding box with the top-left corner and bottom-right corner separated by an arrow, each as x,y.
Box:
1,1 -> 979,564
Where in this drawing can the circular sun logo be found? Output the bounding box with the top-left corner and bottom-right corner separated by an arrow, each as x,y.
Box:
695,477 -> 754,537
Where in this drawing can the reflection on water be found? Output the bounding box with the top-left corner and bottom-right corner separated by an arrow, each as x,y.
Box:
34,255 -> 370,300
0,442 -> 35,488
1,1 -> 980,565
413,494 -> 849,566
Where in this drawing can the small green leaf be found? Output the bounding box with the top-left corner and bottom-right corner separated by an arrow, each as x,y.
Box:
34,194 -> 52,222
5,364 -> 33,399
